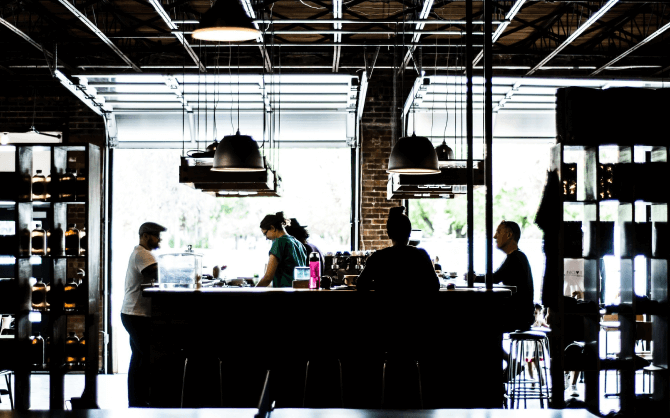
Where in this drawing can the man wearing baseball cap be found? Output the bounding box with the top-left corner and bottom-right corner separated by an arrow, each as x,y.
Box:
120,221 -> 166,407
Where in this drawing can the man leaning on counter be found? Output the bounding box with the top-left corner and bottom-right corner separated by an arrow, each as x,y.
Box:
120,222 -> 166,407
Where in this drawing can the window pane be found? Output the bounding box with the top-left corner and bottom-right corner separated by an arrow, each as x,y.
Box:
409,141 -> 553,302
111,147 -> 350,368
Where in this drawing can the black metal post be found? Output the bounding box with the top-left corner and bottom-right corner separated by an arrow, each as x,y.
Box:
484,0 -> 494,288
466,0 -> 474,288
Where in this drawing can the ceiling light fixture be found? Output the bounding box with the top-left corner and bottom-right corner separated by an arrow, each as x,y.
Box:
387,33 -> 439,174
435,139 -> 454,161
212,130 -> 265,171
387,133 -> 440,174
192,0 -> 260,42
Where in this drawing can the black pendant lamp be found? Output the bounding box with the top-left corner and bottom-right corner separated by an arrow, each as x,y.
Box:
387,134 -> 440,174
435,139 -> 454,161
211,130 -> 265,172
192,0 -> 260,42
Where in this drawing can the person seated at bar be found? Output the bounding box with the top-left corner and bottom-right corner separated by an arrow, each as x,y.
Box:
357,206 -> 439,292
256,211 -> 307,288
492,220 -> 535,332
285,217 -> 324,271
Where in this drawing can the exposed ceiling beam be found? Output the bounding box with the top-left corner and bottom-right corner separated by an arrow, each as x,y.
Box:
56,0 -> 141,72
591,20 -> 670,75
240,0 -> 272,72
0,16 -> 74,72
472,0 -> 526,66
526,0 -> 620,75
147,0 -> 206,72
402,0 -> 435,71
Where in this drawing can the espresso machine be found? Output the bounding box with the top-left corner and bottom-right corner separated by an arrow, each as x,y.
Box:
323,251 -> 370,286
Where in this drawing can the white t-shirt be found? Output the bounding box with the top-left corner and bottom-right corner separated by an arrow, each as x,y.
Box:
121,245 -> 157,317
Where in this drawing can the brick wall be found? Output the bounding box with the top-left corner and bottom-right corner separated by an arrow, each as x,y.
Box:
359,73 -> 409,250
1,76 -> 106,370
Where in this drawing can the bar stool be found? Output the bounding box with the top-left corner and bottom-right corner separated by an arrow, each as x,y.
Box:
381,353 -> 423,409
302,359 -> 344,407
507,330 -> 551,409
0,370 -> 13,410
180,353 -> 223,408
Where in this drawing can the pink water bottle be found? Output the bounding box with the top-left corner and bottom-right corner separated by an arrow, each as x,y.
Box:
309,252 -> 320,289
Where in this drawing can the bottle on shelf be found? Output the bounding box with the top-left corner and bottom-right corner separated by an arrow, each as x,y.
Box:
75,268 -> 86,308
31,277 -> 48,311
63,277 -> 78,311
32,170 -> 48,201
75,169 -> 86,201
31,221 -> 47,256
59,168 -> 76,201
79,227 -> 87,256
78,335 -> 86,366
48,224 -> 65,257
31,333 -> 45,369
46,281 -> 52,310
64,332 -> 80,366
65,224 -> 80,256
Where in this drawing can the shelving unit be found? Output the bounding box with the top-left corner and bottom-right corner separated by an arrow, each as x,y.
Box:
0,144 -> 100,410
550,87 -> 669,415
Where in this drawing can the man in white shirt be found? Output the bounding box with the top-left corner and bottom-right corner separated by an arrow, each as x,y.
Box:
120,222 -> 166,407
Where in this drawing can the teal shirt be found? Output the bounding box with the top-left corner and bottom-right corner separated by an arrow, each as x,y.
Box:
269,234 -> 307,287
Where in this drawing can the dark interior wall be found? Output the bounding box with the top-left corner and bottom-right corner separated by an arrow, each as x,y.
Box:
0,75 -> 106,146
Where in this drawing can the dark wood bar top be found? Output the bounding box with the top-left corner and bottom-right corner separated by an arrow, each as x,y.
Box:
0,408 -> 601,418
0,408 -> 597,418
143,286 -> 513,294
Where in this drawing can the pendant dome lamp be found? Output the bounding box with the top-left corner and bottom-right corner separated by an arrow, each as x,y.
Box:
192,0 -> 260,42
211,130 -> 266,172
435,139 -> 454,161
387,133 -> 440,174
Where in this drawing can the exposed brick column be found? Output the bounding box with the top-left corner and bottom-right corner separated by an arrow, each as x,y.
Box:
359,73 -> 403,250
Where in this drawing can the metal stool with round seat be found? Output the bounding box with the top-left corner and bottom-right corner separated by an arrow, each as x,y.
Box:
507,330 -> 551,409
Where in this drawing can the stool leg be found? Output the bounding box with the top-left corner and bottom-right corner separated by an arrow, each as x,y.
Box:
540,342 -> 550,407
534,343 -> 543,408
338,359 -> 344,408
6,373 -> 14,410
510,341 -> 523,409
181,358 -> 188,408
302,360 -> 310,407
416,360 -> 423,409
381,359 -> 387,408
218,359 -> 223,408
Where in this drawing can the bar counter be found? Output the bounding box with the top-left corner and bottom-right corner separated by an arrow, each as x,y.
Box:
144,287 -> 512,409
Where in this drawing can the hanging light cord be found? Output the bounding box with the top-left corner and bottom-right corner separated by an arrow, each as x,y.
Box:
237,44 -> 241,134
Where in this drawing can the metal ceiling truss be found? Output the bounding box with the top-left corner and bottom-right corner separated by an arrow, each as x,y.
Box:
2,1 -> 669,78
56,0 -> 141,72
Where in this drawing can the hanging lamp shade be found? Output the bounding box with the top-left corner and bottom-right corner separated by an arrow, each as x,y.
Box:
387,134 -> 440,174
435,140 -> 454,161
192,0 -> 260,42
211,131 -> 265,172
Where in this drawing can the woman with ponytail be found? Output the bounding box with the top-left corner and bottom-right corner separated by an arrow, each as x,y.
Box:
357,206 -> 439,292
256,211 -> 307,287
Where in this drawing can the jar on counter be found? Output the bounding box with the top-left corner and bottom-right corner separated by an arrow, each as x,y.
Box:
65,332 -> 80,366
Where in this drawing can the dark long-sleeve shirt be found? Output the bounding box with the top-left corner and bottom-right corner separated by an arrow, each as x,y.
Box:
492,249 -> 535,331
356,245 -> 439,292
